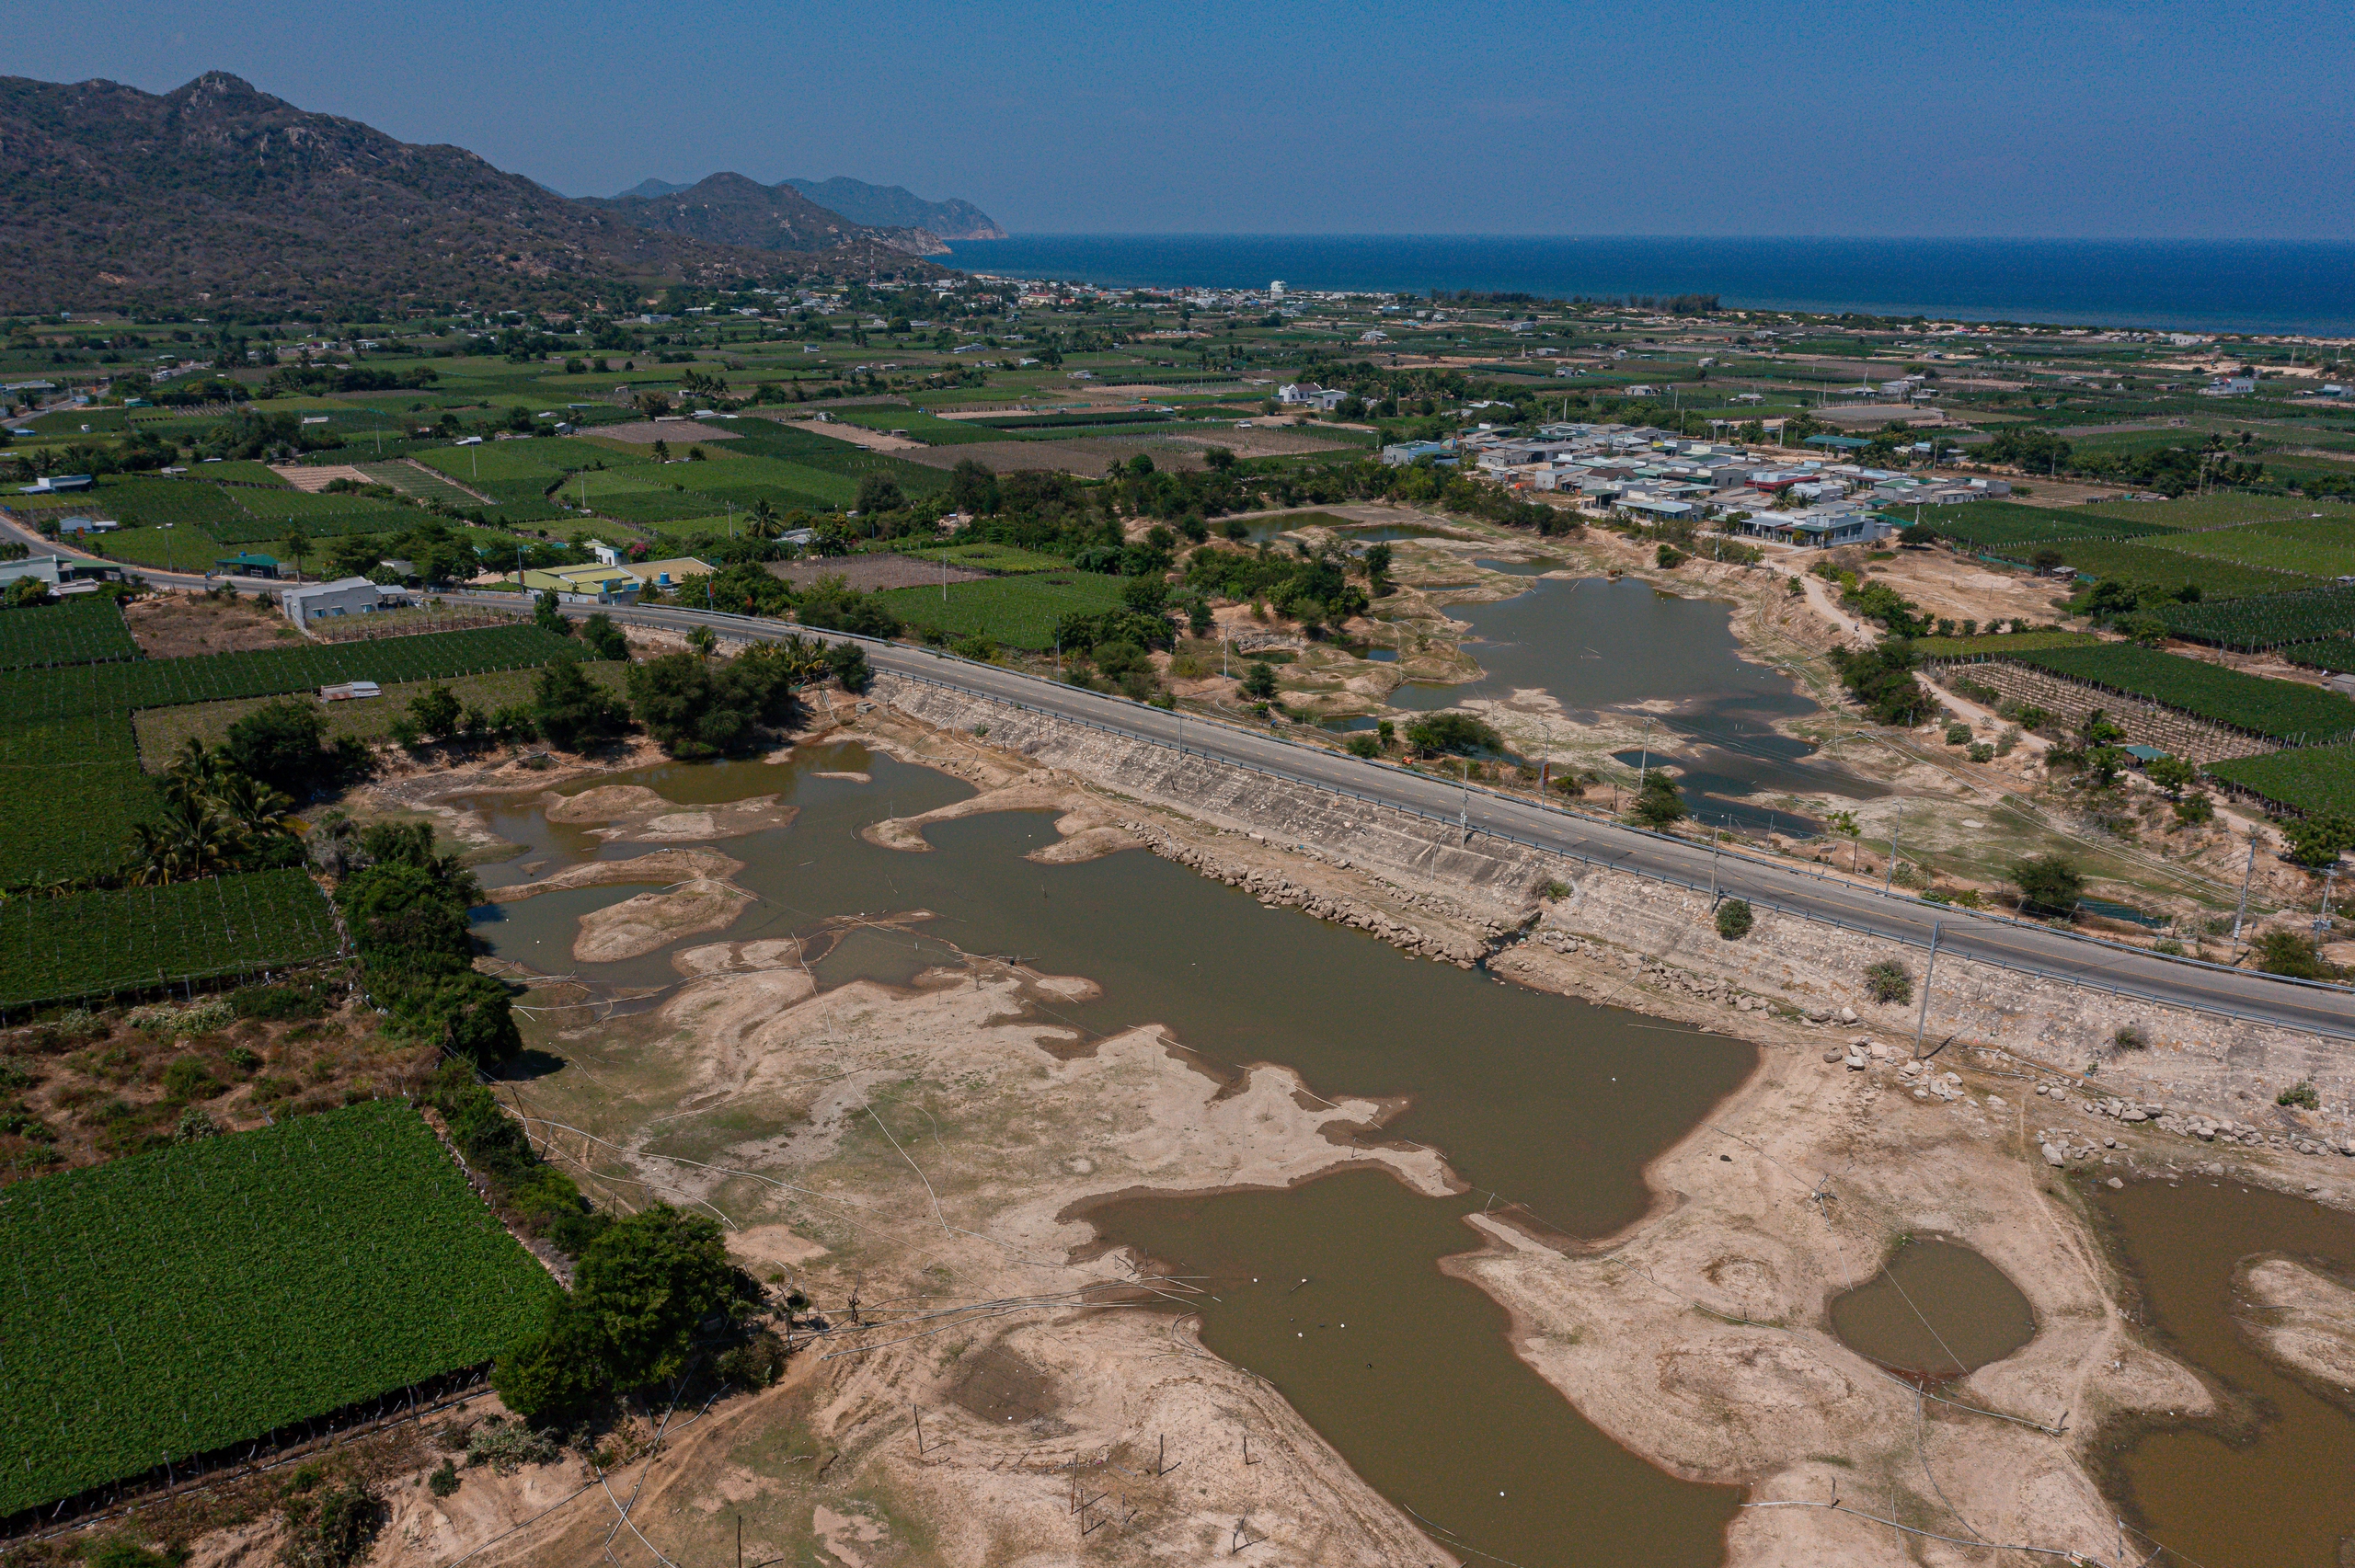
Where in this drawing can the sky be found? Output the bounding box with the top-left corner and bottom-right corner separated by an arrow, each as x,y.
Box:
10,0 -> 2354,241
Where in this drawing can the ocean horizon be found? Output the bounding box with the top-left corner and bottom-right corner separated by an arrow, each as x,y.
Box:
940,235 -> 2355,338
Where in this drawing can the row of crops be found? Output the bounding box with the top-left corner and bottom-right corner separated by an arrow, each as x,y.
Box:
2005,644 -> 2355,743
0,1099 -> 556,1515
2150,582 -> 2355,652
0,596 -> 140,671
0,624 -> 580,726
2208,744 -> 2355,818
0,869 -> 340,1009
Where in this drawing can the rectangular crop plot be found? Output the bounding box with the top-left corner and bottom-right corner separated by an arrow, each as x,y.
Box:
875,571 -> 1129,648
2045,539 -> 2317,601
0,1099 -> 557,1514
2144,516 -> 2355,580
0,867 -> 339,1007
2074,495 -> 2334,530
0,597 -> 140,671
0,624 -> 582,725
2208,744 -> 2355,817
2009,644 -> 2355,742
70,478 -> 253,529
892,542 -> 1073,574
1917,502 -> 2170,548
209,511 -> 413,544
2156,582 -> 2355,651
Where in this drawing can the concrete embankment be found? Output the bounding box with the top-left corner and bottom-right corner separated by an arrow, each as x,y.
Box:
878,673 -> 2354,1162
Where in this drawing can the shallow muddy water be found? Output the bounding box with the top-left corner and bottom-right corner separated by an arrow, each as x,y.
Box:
1826,1237 -> 2036,1379
477,744 -> 1752,1564
1093,1171 -> 1740,1568
2094,1180 -> 2355,1568
1389,575 -> 1882,823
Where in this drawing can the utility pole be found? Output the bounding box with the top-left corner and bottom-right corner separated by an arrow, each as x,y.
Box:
1884,813 -> 1901,894
1913,922 -> 1940,1055
1637,717 -> 1654,789
2232,830 -> 2258,940
2315,865 -> 2338,935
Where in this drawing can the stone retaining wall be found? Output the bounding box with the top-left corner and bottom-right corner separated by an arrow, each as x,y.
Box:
878,674 -> 2350,1148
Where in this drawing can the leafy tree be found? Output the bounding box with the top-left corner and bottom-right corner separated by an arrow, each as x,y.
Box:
1404,712 -> 1501,756
825,640 -> 872,692
1628,771 -> 1687,828
1715,898 -> 1753,940
533,590 -> 570,637
855,473 -> 906,514
626,648 -> 800,758
2012,853 -> 2085,917
796,575 -> 902,637
1833,641 -> 1936,726
2281,812 -> 2355,869
223,699 -> 362,798
1240,660 -> 1278,699
579,612 -> 629,661
408,683 -> 462,742
533,660 -> 629,752
948,458 -> 999,515
493,1205 -> 752,1424
2143,753 -> 2196,795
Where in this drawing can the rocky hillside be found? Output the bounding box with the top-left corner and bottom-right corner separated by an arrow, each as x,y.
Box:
782,177 -> 1006,241
585,173 -> 951,257
0,73 -> 939,313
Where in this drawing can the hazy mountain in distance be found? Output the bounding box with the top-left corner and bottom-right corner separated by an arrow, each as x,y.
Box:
615,177 -> 695,200
783,177 -> 1006,240
0,73 -> 936,312
585,173 -> 951,257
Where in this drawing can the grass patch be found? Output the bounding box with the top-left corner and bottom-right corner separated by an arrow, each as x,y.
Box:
132,662 -> 628,761
0,1099 -> 556,1514
873,572 -> 1129,649
887,542 -> 1073,573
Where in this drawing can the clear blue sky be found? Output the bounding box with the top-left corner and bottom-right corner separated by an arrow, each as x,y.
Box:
12,0 -> 2352,239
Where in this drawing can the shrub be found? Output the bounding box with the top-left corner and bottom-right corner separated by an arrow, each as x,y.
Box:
2112,1024 -> 2147,1051
1967,742 -> 1994,762
1542,879 -> 1571,900
1405,712 -> 1501,757
2278,1080 -> 2321,1110
1863,959 -> 1913,1004
279,1471 -> 385,1568
1715,898 -> 1753,941
1944,723 -> 1971,746
1240,660 -> 1278,699
464,1416 -> 561,1473
235,982 -> 330,1021
712,1329 -> 787,1390
159,1057 -> 223,1101
174,1104 -> 221,1140
427,1459 -> 460,1497
1344,733 -> 1379,758
1655,544 -> 1684,568
2255,929 -> 2338,980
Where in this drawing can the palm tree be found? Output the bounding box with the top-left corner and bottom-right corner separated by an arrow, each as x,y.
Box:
213,772 -> 293,841
126,795 -> 245,886
746,498 -> 781,540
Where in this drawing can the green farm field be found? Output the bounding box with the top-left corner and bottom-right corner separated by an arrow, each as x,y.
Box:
2207,744 -> 2355,817
875,571 -> 1128,648
0,867 -> 339,1008
2011,644 -> 2355,741
0,1100 -> 556,1514
2074,495 -> 2335,530
2142,515 -> 2355,579
0,596 -> 141,671
890,541 -> 1073,573
2042,538 -> 2317,600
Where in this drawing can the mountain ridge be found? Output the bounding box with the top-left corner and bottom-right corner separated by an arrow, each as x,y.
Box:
581,172 -> 952,258
0,73 -> 942,312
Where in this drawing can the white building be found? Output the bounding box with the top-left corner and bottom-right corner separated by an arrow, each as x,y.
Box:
281,577 -> 408,631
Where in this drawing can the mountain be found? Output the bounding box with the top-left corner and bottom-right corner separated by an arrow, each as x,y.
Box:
584,173 -> 951,258
782,177 -> 1005,241
0,74 -> 941,313
615,177 -> 694,199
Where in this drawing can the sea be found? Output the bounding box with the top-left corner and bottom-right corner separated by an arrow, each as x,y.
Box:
939,235 -> 2355,338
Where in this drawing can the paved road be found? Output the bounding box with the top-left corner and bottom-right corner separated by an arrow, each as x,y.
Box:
442,593 -> 2351,1042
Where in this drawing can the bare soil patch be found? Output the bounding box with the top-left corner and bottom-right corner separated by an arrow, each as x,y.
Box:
778,419 -> 923,452
122,589 -> 303,658
269,464 -> 373,493
767,555 -> 986,591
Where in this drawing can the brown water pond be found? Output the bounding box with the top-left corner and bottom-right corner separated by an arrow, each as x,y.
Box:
2093,1179 -> 2355,1568
1826,1236 -> 2038,1380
